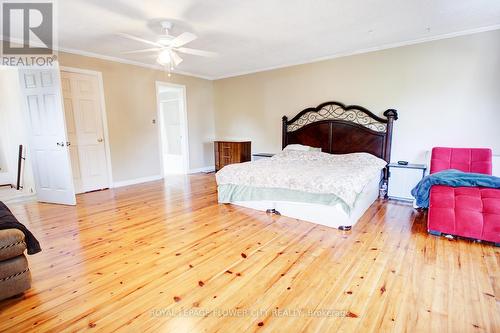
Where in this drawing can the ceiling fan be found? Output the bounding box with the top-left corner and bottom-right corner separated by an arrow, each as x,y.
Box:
118,21 -> 216,69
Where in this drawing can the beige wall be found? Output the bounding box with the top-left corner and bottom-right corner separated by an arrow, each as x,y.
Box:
58,52 -> 215,182
213,29 -> 500,165
53,29 -> 500,183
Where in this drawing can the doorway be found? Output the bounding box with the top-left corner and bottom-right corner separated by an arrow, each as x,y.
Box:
60,68 -> 112,194
156,82 -> 189,174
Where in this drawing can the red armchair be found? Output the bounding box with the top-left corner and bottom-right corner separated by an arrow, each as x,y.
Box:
427,147 -> 500,245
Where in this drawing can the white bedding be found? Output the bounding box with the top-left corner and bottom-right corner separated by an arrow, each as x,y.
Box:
216,150 -> 387,210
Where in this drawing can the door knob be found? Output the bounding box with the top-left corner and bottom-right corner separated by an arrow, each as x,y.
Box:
56,142 -> 65,147
97,138 -> 103,143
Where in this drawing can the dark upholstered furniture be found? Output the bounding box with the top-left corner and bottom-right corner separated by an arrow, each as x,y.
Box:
0,208 -> 32,300
428,147 -> 500,244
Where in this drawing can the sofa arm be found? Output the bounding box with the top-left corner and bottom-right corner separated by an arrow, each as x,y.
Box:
0,229 -> 27,261
0,254 -> 31,300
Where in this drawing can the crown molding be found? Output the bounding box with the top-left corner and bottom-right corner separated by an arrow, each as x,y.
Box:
0,37 -> 213,80
57,46 -> 214,80
4,24 -> 500,81
212,24 -> 500,80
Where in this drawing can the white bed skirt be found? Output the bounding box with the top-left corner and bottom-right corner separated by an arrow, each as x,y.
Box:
228,176 -> 381,230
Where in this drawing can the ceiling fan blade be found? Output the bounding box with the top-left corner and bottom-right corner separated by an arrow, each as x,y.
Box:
176,47 -> 217,57
170,32 -> 197,48
122,48 -> 162,54
170,51 -> 183,66
117,33 -> 162,47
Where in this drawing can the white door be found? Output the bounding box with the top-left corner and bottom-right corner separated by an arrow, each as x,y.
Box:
160,99 -> 185,174
18,67 -> 76,205
157,84 -> 189,175
61,71 -> 109,193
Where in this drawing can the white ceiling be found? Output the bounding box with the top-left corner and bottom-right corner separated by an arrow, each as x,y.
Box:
53,0 -> 500,79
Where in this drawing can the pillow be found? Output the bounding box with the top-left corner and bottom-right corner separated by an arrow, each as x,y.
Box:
283,144 -> 321,152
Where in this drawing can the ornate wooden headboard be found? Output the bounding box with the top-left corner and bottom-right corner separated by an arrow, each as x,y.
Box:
282,101 -> 398,162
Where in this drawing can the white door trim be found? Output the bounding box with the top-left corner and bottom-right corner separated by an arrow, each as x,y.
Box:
155,81 -> 190,174
60,66 -> 113,189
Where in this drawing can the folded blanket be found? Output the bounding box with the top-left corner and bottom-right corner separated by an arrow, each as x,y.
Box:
411,169 -> 500,208
0,202 -> 41,255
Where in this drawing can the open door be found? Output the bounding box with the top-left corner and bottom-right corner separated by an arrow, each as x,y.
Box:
18,66 -> 76,205
156,82 -> 189,174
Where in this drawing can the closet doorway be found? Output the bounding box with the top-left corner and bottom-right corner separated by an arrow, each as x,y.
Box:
60,68 -> 112,194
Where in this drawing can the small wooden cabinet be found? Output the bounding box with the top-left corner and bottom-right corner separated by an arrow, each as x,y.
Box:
214,141 -> 251,171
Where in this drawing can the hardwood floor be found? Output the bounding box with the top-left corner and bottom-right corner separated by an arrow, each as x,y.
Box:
0,174 -> 498,332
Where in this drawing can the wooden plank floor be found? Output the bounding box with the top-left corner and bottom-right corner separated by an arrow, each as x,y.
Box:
0,174 -> 498,332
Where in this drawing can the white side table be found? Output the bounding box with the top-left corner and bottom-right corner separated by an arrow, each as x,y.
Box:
387,163 -> 426,201
252,153 -> 275,161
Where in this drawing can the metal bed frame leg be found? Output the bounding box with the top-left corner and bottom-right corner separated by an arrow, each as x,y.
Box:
266,209 -> 281,215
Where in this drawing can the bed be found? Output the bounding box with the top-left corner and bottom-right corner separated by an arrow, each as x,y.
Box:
216,101 -> 398,229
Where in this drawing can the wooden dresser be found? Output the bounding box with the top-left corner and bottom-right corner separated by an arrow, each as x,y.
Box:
214,141 -> 251,171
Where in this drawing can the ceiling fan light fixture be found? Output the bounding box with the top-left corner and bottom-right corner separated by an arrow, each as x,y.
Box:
119,22 -> 212,70
157,50 -> 171,65
157,36 -> 173,46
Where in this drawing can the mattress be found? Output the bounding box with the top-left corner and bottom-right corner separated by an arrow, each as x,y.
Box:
216,150 -> 386,229
218,184 -> 350,211
220,175 -> 381,229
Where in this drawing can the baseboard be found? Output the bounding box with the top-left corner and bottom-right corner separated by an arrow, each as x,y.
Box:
112,175 -> 163,188
112,169 -> 213,187
189,166 -> 215,174
1,194 -> 37,204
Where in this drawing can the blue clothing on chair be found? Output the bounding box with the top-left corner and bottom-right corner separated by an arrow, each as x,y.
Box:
411,169 -> 500,208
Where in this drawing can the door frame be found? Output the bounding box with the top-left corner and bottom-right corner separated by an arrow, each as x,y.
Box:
155,81 -> 190,174
60,66 -> 113,189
